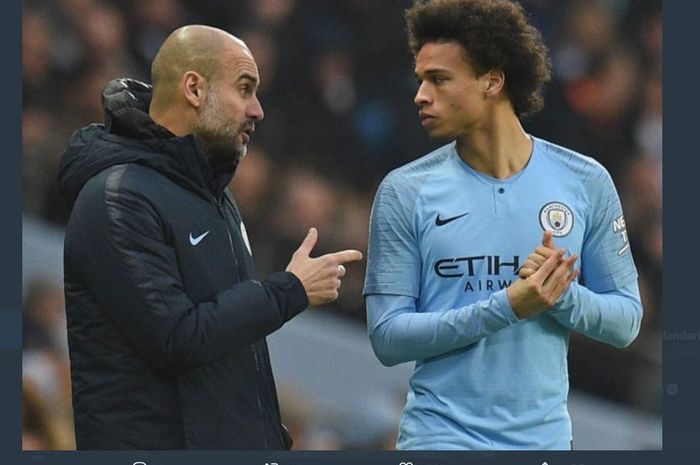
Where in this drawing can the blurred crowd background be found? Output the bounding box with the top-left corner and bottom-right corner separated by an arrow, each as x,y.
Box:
22,0 -> 662,451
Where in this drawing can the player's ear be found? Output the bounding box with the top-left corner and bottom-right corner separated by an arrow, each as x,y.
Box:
484,69 -> 505,97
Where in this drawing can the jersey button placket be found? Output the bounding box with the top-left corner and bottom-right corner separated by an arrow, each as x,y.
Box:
494,185 -> 509,214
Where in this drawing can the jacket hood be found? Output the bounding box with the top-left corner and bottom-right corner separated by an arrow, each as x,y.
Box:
58,78 -> 238,211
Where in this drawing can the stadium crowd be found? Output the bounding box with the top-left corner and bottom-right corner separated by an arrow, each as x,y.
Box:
22,0 -> 661,450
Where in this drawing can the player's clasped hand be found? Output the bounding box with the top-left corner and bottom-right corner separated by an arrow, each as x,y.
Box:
286,227 -> 363,307
506,237 -> 579,319
518,230 -> 562,279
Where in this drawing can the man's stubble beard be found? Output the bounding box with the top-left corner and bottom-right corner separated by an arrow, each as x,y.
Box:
194,89 -> 247,165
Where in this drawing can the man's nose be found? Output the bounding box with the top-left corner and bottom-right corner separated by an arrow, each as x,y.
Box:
248,96 -> 264,121
414,82 -> 431,107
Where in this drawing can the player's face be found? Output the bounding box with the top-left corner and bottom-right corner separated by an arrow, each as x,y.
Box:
414,41 -> 490,139
195,43 -> 264,163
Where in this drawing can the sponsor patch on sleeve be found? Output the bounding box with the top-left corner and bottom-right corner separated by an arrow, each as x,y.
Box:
613,214 -> 630,255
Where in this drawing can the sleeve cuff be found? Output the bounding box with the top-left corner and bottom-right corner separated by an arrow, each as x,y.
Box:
264,271 -> 309,322
550,282 -> 577,316
490,288 -> 520,324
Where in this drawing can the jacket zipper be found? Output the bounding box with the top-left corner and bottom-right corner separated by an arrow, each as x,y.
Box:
214,196 -> 238,270
215,194 -> 268,448
251,343 -> 269,447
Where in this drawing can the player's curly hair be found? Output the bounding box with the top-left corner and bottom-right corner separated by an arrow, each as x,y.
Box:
406,0 -> 551,117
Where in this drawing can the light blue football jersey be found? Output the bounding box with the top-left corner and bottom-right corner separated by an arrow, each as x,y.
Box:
364,137 -> 641,450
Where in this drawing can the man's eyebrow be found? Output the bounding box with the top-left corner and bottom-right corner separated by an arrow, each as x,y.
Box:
424,68 -> 450,75
236,73 -> 259,84
415,67 -> 451,77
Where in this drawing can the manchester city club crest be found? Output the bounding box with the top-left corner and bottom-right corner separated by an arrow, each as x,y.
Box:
539,201 -> 574,237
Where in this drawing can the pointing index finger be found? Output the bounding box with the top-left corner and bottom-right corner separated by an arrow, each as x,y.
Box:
327,249 -> 363,265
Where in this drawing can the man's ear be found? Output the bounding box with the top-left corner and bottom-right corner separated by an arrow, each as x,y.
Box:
484,69 -> 506,97
182,71 -> 207,109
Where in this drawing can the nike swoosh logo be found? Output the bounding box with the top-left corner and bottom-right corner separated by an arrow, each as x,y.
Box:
435,212 -> 470,226
189,231 -> 210,246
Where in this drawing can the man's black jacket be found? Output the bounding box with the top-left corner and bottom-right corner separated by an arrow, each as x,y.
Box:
58,79 -> 308,450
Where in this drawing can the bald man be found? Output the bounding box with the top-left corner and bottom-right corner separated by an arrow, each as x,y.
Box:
58,25 -> 362,450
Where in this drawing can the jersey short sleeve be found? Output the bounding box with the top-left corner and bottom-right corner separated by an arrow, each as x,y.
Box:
363,173 -> 422,298
580,165 -> 638,292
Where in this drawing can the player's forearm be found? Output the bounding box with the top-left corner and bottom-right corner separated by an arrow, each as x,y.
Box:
366,290 -> 519,366
548,281 -> 642,348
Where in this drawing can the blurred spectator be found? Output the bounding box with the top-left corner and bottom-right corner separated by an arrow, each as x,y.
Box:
23,379 -> 60,450
23,107 -> 60,218
22,11 -> 55,107
129,0 -> 187,73
269,167 -> 339,271
553,0 -> 617,83
23,351 -> 75,449
23,278 -> 67,353
22,278 -> 75,450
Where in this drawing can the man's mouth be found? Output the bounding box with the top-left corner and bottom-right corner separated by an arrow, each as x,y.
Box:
419,112 -> 437,126
241,125 -> 255,144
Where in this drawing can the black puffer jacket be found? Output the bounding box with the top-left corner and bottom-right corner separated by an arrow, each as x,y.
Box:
58,79 -> 308,450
